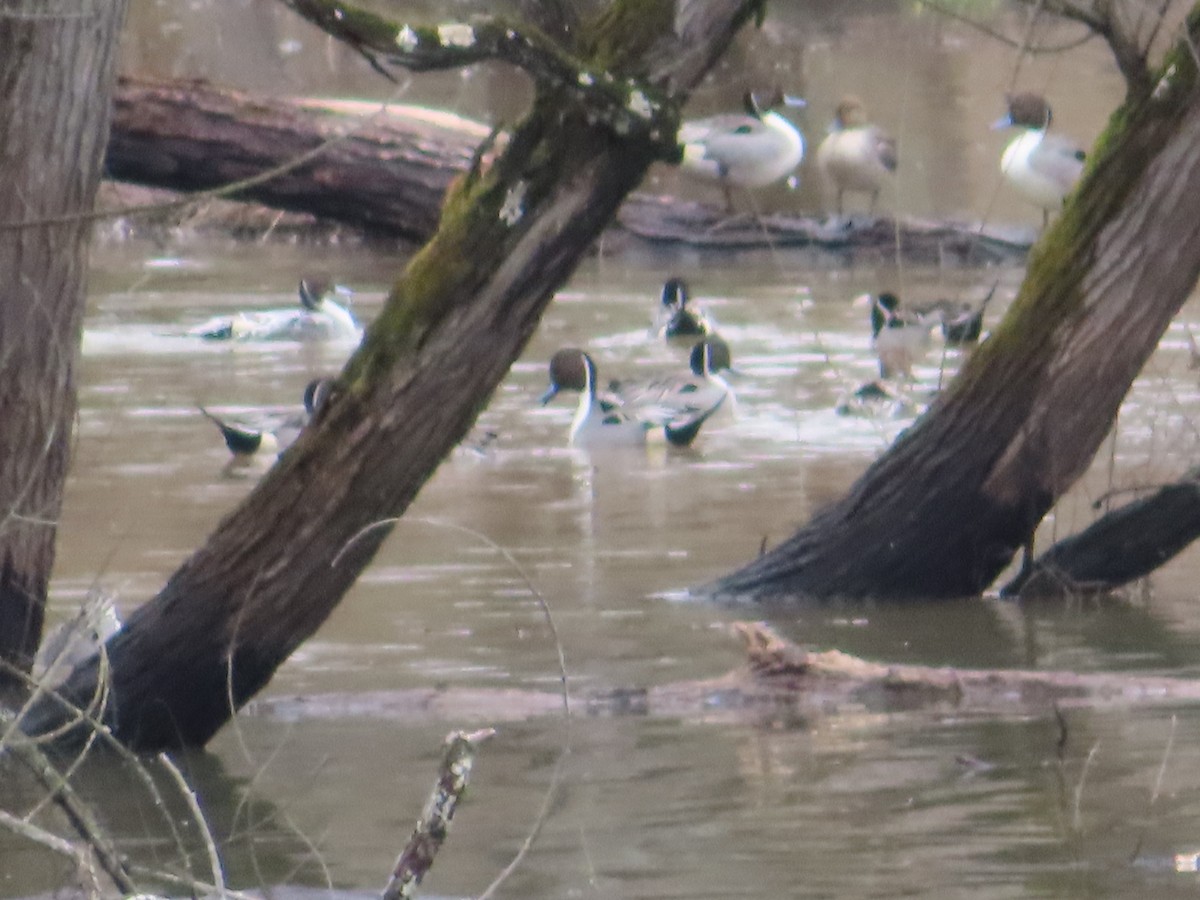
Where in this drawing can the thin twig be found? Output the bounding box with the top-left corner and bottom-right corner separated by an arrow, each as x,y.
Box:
1072,741 -> 1100,834
159,752 -> 228,898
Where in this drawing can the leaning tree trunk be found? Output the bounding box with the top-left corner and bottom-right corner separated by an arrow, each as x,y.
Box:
24,0 -> 761,751
706,10 -> 1200,602
0,1 -> 129,686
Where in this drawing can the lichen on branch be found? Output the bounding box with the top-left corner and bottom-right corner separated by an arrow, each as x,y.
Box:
280,0 -> 680,149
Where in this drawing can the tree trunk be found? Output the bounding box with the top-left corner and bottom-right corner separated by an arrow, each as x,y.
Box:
103,76 -> 1031,263
706,17 -> 1200,602
0,1 -> 129,686
24,0 -> 762,751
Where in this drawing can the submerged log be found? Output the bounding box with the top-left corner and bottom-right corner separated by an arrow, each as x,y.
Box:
1003,469 -> 1200,598
105,75 -> 1031,262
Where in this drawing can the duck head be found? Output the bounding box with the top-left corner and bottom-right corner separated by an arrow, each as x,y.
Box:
994,92 -> 1053,131
661,277 -> 690,309
831,95 -> 870,130
541,348 -> 595,403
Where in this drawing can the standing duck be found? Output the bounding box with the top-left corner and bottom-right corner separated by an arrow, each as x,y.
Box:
994,92 -> 1085,227
678,89 -> 806,211
816,95 -> 898,217
541,349 -> 724,448
655,277 -> 715,341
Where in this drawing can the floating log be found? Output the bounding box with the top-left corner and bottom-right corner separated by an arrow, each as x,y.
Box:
105,75 -> 1034,262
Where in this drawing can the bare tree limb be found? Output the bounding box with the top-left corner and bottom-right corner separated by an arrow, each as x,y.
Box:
383,728 -> 495,900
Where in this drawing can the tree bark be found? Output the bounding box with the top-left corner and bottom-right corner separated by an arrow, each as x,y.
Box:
705,11 -> 1200,602
1002,469 -> 1200,597
25,0 -> 763,751
0,0 -> 129,685
103,76 -> 1031,263
106,76 -> 485,243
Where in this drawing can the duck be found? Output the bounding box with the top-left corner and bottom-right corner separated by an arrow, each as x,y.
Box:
655,277 -> 715,341
815,95 -> 898,217
188,277 -> 361,342
869,292 -> 937,380
678,89 -> 806,211
609,335 -> 736,420
994,92 -> 1085,227
200,377 -> 333,473
928,282 -> 998,347
540,348 -> 724,448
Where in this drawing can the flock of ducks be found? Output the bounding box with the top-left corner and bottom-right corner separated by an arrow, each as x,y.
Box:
191,88 -> 1076,466
677,88 -> 1086,223
541,279 -> 735,449
191,279 -> 357,473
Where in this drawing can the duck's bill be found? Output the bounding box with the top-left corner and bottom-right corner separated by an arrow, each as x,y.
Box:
540,384 -> 560,405
783,94 -> 807,108
990,114 -> 1014,130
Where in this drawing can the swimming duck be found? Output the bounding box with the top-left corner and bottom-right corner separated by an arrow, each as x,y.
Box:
869,292 -> 936,380
189,278 -> 361,342
816,96 -> 898,217
609,335 -> 737,420
541,348 -> 724,448
994,93 -> 1085,227
200,377 -> 333,473
656,277 -> 715,340
678,89 -> 806,211
928,282 -> 998,347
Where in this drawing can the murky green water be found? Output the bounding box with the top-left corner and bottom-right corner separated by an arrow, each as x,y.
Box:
6,0 -> 1200,897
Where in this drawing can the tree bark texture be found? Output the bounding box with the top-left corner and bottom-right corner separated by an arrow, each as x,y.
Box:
0,0 -> 129,684
707,15 -> 1200,602
104,76 -> 1031,263
1002,470 -> 1200,597
26,0 -> 763,751
106,76 -> 485,243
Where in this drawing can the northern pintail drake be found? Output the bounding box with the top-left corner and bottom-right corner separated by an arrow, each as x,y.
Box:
541,348 -> 724,448
609,335 -> 737,420
679,89 -> 806,210
994,93 -> 1085,227
200,377 -> 333,473
869,292 -> 936,380
189,278 -> 361,342
816,96 -> 897,217
656,277 -> 715,340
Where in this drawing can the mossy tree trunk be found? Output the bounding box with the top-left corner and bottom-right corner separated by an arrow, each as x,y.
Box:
0,1 -> 129,687
24,0 -> 763,750
706,9 -> 1200,602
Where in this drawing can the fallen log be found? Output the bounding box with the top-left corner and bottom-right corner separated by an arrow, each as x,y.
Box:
1003,469 -> 1200,598
106,75 -> 1032,262
248,622 -> 1200,728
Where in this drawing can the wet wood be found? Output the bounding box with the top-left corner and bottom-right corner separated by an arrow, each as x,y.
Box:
105,76 -> 1032,262
1003,469 -> 1200,597
250,622 -> 1200,727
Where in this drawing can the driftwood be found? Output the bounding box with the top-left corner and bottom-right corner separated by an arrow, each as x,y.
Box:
250,622 -> 1200,729
1004,468 -> 1200,598
106,75 -> 1032,262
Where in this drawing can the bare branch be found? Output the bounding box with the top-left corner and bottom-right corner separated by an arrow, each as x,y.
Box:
279,0 -> 679,153
382,729 -> 495,900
